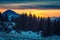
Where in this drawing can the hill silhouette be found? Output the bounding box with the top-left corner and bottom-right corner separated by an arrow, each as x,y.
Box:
2,10 -> 20,20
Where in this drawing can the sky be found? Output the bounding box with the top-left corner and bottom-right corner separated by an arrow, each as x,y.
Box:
0,0 -> 60,17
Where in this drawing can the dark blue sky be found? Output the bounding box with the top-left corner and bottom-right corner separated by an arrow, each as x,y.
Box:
0,0 -> 60,9
0,0 -> 60,4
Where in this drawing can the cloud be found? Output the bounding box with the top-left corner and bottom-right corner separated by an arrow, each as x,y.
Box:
0,1 -> 60,9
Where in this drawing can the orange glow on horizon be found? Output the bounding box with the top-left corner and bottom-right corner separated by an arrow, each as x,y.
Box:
0,8 -> 60,18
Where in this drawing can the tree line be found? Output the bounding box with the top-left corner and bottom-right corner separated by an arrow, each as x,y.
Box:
0,12 -> 60,37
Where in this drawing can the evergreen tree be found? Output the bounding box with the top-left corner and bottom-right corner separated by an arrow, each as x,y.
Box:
13,13 -> 28,32
0,12 -> 2,31
39,17 -> 45,30
55,19 -> 60,35
13,15 -> 21,33
42,17 -> 51,37
0,12 -> 1,21
5,13 -> 8,21
28,13 -> 33,31
53,20 -> 57,35
32,14 -> 38,32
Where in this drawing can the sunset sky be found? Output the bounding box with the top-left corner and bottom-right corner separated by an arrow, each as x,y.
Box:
0,0 -> 60,17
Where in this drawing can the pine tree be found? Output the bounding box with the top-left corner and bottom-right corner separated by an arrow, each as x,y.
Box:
55,19 -> 60,35
13,15 -> 21,33
28,13 -> 33,31
32,14 -> 38,32
42,17 -> 51,37
0,12 -> 1,21
39,17 -> 45,30
0,12 -> 2,31
13,13 -> 29,32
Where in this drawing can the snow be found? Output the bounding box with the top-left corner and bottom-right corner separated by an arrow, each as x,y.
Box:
4,22 -> 15,29
21,31 -> 41,37
10,30 -> 17,34
0,31 -> 60,40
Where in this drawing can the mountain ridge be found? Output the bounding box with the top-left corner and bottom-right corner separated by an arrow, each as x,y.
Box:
2,9 -> 20,21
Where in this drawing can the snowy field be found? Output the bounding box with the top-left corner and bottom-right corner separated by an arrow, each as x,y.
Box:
0,31 -> 60,40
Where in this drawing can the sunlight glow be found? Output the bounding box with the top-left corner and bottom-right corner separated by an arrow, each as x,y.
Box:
0,8 -> 60,18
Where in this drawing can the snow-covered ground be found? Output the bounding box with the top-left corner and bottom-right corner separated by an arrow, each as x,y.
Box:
0,31 -> 60,40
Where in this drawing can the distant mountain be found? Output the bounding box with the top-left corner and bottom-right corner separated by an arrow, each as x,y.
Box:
51,17 -> 60,21
50,17 -> 57,20
55,17 -> 60,21
2,10 -> 20,20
